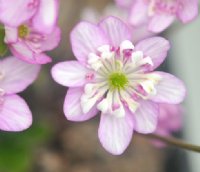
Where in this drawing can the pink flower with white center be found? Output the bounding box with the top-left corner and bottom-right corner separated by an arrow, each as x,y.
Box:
51,16 -> 186,155
4,22 -> 61,64
115,0 -> 199,32
0,57 -> 40,131
153,103 -> 183,147
0,0 -> 59,34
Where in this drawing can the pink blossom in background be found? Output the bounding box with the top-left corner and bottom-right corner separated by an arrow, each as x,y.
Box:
51,16 -> 186,155
0,0 -> 59,34
153,103 -> 183,147
0,0 -> 61,64
115,0 -> 199,32
0,57 -> 40,131
4,23 -> 61,64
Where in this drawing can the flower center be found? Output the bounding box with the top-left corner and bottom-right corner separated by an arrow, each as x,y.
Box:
18,25 -> 29,39
108,72 -> 128,90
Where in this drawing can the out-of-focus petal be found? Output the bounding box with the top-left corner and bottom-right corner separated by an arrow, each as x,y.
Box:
40,26 -> 61,51
51,61 -> 89,87
135,37 -> 170,71
148,13 -> 175,33
64,87 -> 98,121
0,0 -> 38,27
4,26 -> 18,43
133,100 -> 158,134
0,57 -> 40,94
177,0 -> 198,23
9,42 -> 52,64
150,72 -> 186,104
32,0 -> 59,34
98,111 -> 134,155
99,16 -> 131,48
70,21 -> 108,64
129,0 -> 149,26
0,95 -> 32,131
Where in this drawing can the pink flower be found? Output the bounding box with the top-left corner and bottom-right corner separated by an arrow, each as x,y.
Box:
115,0 -> 199,32
4,22 -> 61,64
0,0 -> 61,64
51,16 -> 186,155
0,0 -> 59,34
153,103 -> 183,147
0,57 -> 40,131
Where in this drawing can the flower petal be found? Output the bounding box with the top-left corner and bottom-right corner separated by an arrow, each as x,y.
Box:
158,103 -> 182,131
135,37 -> 170,71
70,21 -> 108,64
0,0 -> 37,27
150,72 -> 186,104
0,57 -> 40,94
9,42 -> 51,64
98,111 -> 134,155
32,0 -> 59,34
128,0 -> 149,26
99,16 -> 131,48
4,26 -> 18,43
64,87 -> 98,122
40,26 -> 61,51
133,100 -> 158,134
0,95 -> 32,131
148,13 -> 175,33
51,61 -> 89,87
177,0 -> 198,23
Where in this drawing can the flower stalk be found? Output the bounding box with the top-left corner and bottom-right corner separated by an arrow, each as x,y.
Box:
138,133 -> 200,153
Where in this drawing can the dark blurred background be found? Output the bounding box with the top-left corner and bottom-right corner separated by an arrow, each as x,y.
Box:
0,0 -> 199,171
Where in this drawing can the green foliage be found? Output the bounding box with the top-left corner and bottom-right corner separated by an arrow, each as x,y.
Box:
0,26 -> 8,57
0,122 -> 51,172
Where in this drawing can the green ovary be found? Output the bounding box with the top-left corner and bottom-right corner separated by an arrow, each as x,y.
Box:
108,72 -> 128,90
18,25 -> 29,39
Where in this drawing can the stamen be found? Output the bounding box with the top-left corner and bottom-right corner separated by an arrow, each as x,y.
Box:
18,25 -> 29,39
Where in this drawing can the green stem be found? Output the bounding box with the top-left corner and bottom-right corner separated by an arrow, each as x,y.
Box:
137,133 -> 200,153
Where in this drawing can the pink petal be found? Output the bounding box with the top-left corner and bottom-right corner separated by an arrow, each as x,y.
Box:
128,0 -> 149,26
4,26 -> 18,43
0,95 -> 32,131
64,87 -> 98,122
40,26 -> 61,51
0,57 -> 40,94
158,103 -> 182,131
99,16 -> 131,48
148,13 -> 175,33
9,42 -> 51,64
131,25 -> 155,44
98,112 -> 134,155
70,21 -> 108,64
135,37 -> 170,71
51,61 -> 89,87
0,0 -> 37,27
32,0 -> 59,34
177,0 -> 198,23
150,72 -> 186,104
133,100 -> 158,134
115,0 -> 133,8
